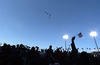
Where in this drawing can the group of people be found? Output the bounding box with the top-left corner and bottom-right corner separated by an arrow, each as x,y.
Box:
0,36 -> 100,65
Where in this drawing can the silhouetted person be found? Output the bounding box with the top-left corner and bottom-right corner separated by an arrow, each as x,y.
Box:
29,47 -> 36,60
71,36 -> 92,65
2,43 -> 7,52
47,45 -> 53,57
16,44 -> 19,51
55,49 -> 62,65
35,46 -> 40,58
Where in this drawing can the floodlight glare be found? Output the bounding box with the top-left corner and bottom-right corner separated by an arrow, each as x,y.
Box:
63,35 -> 68,39
90,30 -> 99,52
90,31 -> 97,37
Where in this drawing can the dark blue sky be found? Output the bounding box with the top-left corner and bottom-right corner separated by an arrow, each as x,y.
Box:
0,0 -> 100,52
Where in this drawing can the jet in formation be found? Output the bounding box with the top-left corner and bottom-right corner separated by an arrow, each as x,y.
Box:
45,11 -> 51,18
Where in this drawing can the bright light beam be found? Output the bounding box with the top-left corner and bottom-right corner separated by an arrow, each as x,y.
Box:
90,30 -> 99,52
63,35 -> 68,39
90,31 -> 97,37
63,35 -> 68,50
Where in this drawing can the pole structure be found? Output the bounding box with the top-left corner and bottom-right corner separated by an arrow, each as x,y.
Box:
65,39 -> 66,50
93,36 -> 99,52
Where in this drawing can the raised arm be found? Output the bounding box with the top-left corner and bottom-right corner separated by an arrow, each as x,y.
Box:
71,36 -> 78,58
71,36 -> 76,50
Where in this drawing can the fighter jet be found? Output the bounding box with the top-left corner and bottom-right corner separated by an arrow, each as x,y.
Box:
44,11 -> 51,18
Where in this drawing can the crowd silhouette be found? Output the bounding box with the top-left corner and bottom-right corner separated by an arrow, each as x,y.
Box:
0,36 -> 100,65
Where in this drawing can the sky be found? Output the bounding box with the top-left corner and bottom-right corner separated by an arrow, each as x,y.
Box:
0,0 -> 100,52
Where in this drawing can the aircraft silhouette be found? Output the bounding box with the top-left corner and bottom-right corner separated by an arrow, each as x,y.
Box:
45,11 -> 51,18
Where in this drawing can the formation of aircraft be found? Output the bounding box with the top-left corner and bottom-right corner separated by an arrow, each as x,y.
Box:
45,11 -> 51,18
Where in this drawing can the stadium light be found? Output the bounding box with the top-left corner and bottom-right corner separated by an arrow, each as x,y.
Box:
63,35 -> 68,39
90,30 -> 99,52
90,31 -> 97,37
63,35 -> 68,50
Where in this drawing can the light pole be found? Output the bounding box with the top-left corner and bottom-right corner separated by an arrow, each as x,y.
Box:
63,35 -> 68,50
90,31 -> 99,52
